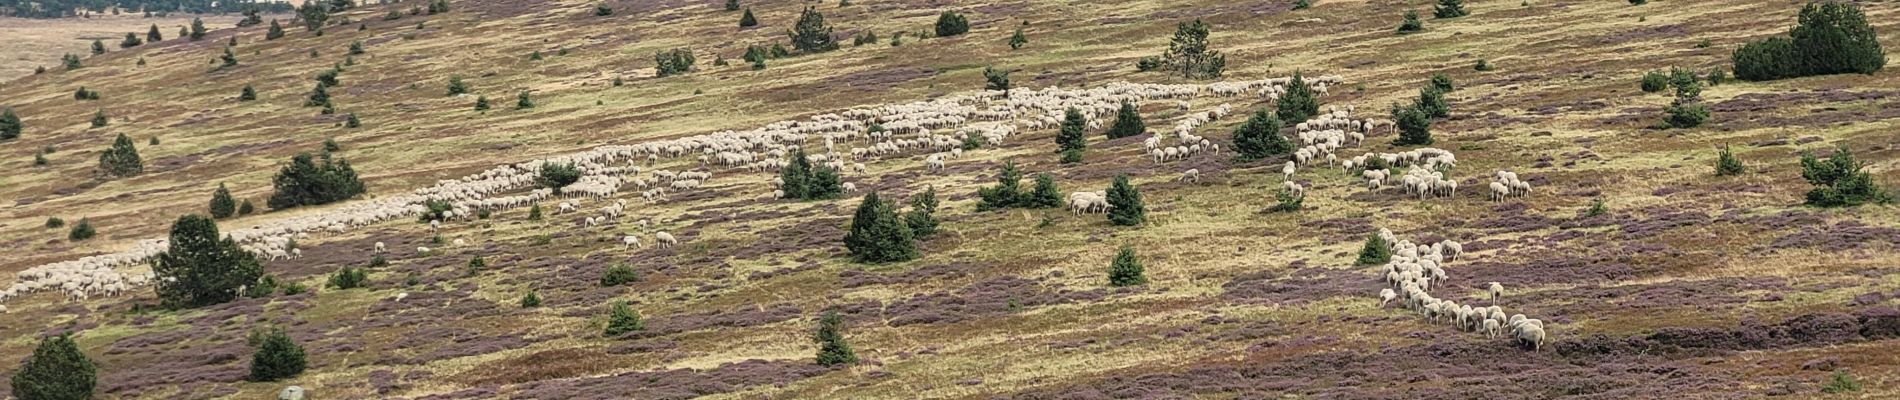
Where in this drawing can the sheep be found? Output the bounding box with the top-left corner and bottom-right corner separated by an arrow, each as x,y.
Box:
1483,318 -> 1502,338
452,238 -> 467,247
622,235 -> 642,249
1515,324 -> 1546,351
1180,169 -> 1201,184
417,246 -> 432,255
374,241 -> 386,253
394,292 -> 409,302
843,182 -> 858,193
1379,288 -> 1396,307
655,231 -> 678,249
1488,282 -> 1503,305
1282,161 -> 1297,180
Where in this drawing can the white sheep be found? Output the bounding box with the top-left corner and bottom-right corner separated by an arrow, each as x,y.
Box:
417,246 -> 432,255
1515,324 -> 1546,351
622,235 -> 642,249
1488,282 -> 1503,305
843,182 -> 858,193
452,238 -> 467,247
1379,288 -> 1396,307
655,231 -> 678,249
374,242 -> 386,253
1180,169 -> 1201,184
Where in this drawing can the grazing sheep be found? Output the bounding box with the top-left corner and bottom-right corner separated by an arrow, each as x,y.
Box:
1488,281 -> 1503,305
374,242 -> 386,253
1484,318 -> 1502,338
1282,161 -> 1297,179
1380,288 -> 1397,307
417,246 -> 431,255
394,292 -> 409,302
655,231 -> 678,249
844,182 -> 858,193
1515,324 -> 1546,351
1181,169 -> 1201,184
622,235 -> 642,249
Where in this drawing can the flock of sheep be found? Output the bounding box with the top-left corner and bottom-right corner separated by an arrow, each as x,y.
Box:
1373,228 -> 1547,350
5,73 -> 1549,352
3,76 -> 1348,310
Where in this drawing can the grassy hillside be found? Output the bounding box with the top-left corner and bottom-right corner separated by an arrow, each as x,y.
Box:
2,0 -> 1899,398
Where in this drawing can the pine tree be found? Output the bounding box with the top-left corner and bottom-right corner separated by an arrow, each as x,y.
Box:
1715,146 -> 1745,176
297,1 -> 329,32
1430,73 -> 1455,92
726,0 -> 741,11
474,95 -> 490,111
1355,234 -> 1391,266
1433,0 -> 1468,19
447,75 -> 468,96
1107,245 -> 1146,287
1158,19 -> 1225,79
10,334 -> 96,400
148,23 -> 164,42
1391,103 -> 1434,146
844,192 -> 917,263
239,84 -> 257,101
90,109 -> 108,128
1231,109 -> 1289,160
1733,1 -> 1885,81
189,17 -> 207,40
63,53 -> 82,70
1105,174 -> 1145,226
0,107 -> 21,141
739,7 -> 758,27
1024,173 -> 1063,208
1276,72 -> 1320,124
976,160 -> 1023,210
349,41 -> 365,55
1800,146 -> 1892,207
604,300 -> 644,336
1106,101 -> 1146,139
154,215 -> 264,308
1414,85 -> 1448,119
98,132 -> 143,178
220,46 -> 239,68
934,11 -> 969,37
240,199 -> 255,215
345,113 -> 361,128
812,309 -> 857,366
1008,27 -> 1028,49
1397,9 -> 1424,33
789,7 -> 837,53
121,32 -> 143,48
516,91 -> 534,110
779,148 -> 812,199
266,19 -> 285,40
210,183 -> 237,218
248,328 -> 307,382
306,83 -> 333,114
983,66 -> 1011,94
91,39 -> 106,55
520,291 -> 542,307
1056,107 -> 1087,153
600,263 -> 639,286
904,186 -> 940,239
67,218 -> 95,241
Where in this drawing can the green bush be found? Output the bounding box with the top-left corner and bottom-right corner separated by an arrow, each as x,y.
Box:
239,199 -> 255,215
1715,146 -> 1745,176
537,162 -> 582,192
1355,234 -> 1392,266
983,66 -> 1011,94
45,217 -> 65,228
1397,10 -> 1424,33
10,334 -> 96,400
68,218 -> 96,241
903,187 -> 940,239
1275,73 -> 1320,124
521,291 -> 542,308
327,266 -> 368,289
155,215 -> 264,307
0,107 -> 21,141
1800,146 -> 1892,207
1822,370 -> 1861,393
976,160 -> 1025,210
1107,245 -> 1146,287
812,310 -> 857,366
789,7 -> 838,53
1639,70 -> 1668,92
466,255 -> 486,276
1105,174 -> 1145,226
1429,73 -> 1454,92
1414,85 -> 1449,119
1391,103 -> 1434,146
1105,101 -> 1145,139
1732,1 -> 1884,81
1433,0 -> 1467,18
209,183 -> 237,218
604,300 -> 644,336
267,151 -> 365,210
653,48 -> 697,77
600,263 -> 639,286
1267,187 -> 1303,213
1151,19 -> 1225,79
739,7 -> 758,27
1055,107 -> 1087,153
844,192 -> 917,263
934,11 -> 969,37
1008,27 -> 1028,49
247,328 -> 307,382
1232,109 -> 1289,160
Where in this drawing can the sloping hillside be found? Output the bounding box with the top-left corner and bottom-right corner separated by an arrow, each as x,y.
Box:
1,0 -> 1899,398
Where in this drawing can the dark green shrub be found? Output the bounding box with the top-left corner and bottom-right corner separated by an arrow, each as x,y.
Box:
247,328 -> 306,382
1391,103 -> 1434,146
1152,19 -> 1225,79
1107,245 -> 1146,287
1355,234 -> 1391,266
1414,85 -> 1449,119
1732,1 -> 1885,81
1105,174 -> 1145,226
739,7 -> 758,27
903,187 -> 940,239
447,75 -> 468,96
604,300 -> 644,336
844,192 -> 917,263
10,334 -> 96,400
984,66 -> 1011,94
1106,102 -> 1145,139
46,217 -> 65,228
976,160 -> 1024,210
1715,146 -> 1745,176
1276,72 -> 1320,124
1822,370 -> 1861,393
1059,148 -> 1083,164
154,215 -> 264,308
537,162 -> 582,192
521,291 -> 542,308
1397,10 -> 1423,33
1433,0 -> 1467,18
812,310 -> 857,366
1801,146 -> 1892,207
209,183 -> 237,218
1640,70 -> 1668,92
1056,107 -> 1087,153
1232,109 -> 1289,160
1008,27 -> 1028,49
935,11 -> 969,37
97,133 -> 143,178
653,48 -> 697,77
790,7 -> 837,53
267,151 -> 365,210
327,266 -> 367,289
600,263 -> 639,286
1429,73 -> 1454,92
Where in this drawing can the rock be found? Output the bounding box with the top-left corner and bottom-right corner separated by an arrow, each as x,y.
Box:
279,385 -> 306,400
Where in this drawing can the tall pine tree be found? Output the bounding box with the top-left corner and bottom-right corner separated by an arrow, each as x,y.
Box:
843,192 -> 917,263
1105,174 -> 1145,226
153,215 -> 264,308
813,310 -> 857,366
10,334 -> 96,400
1055,107 -> 1087,153
209,182 -> 237,218
1105,101 -> 1146,139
